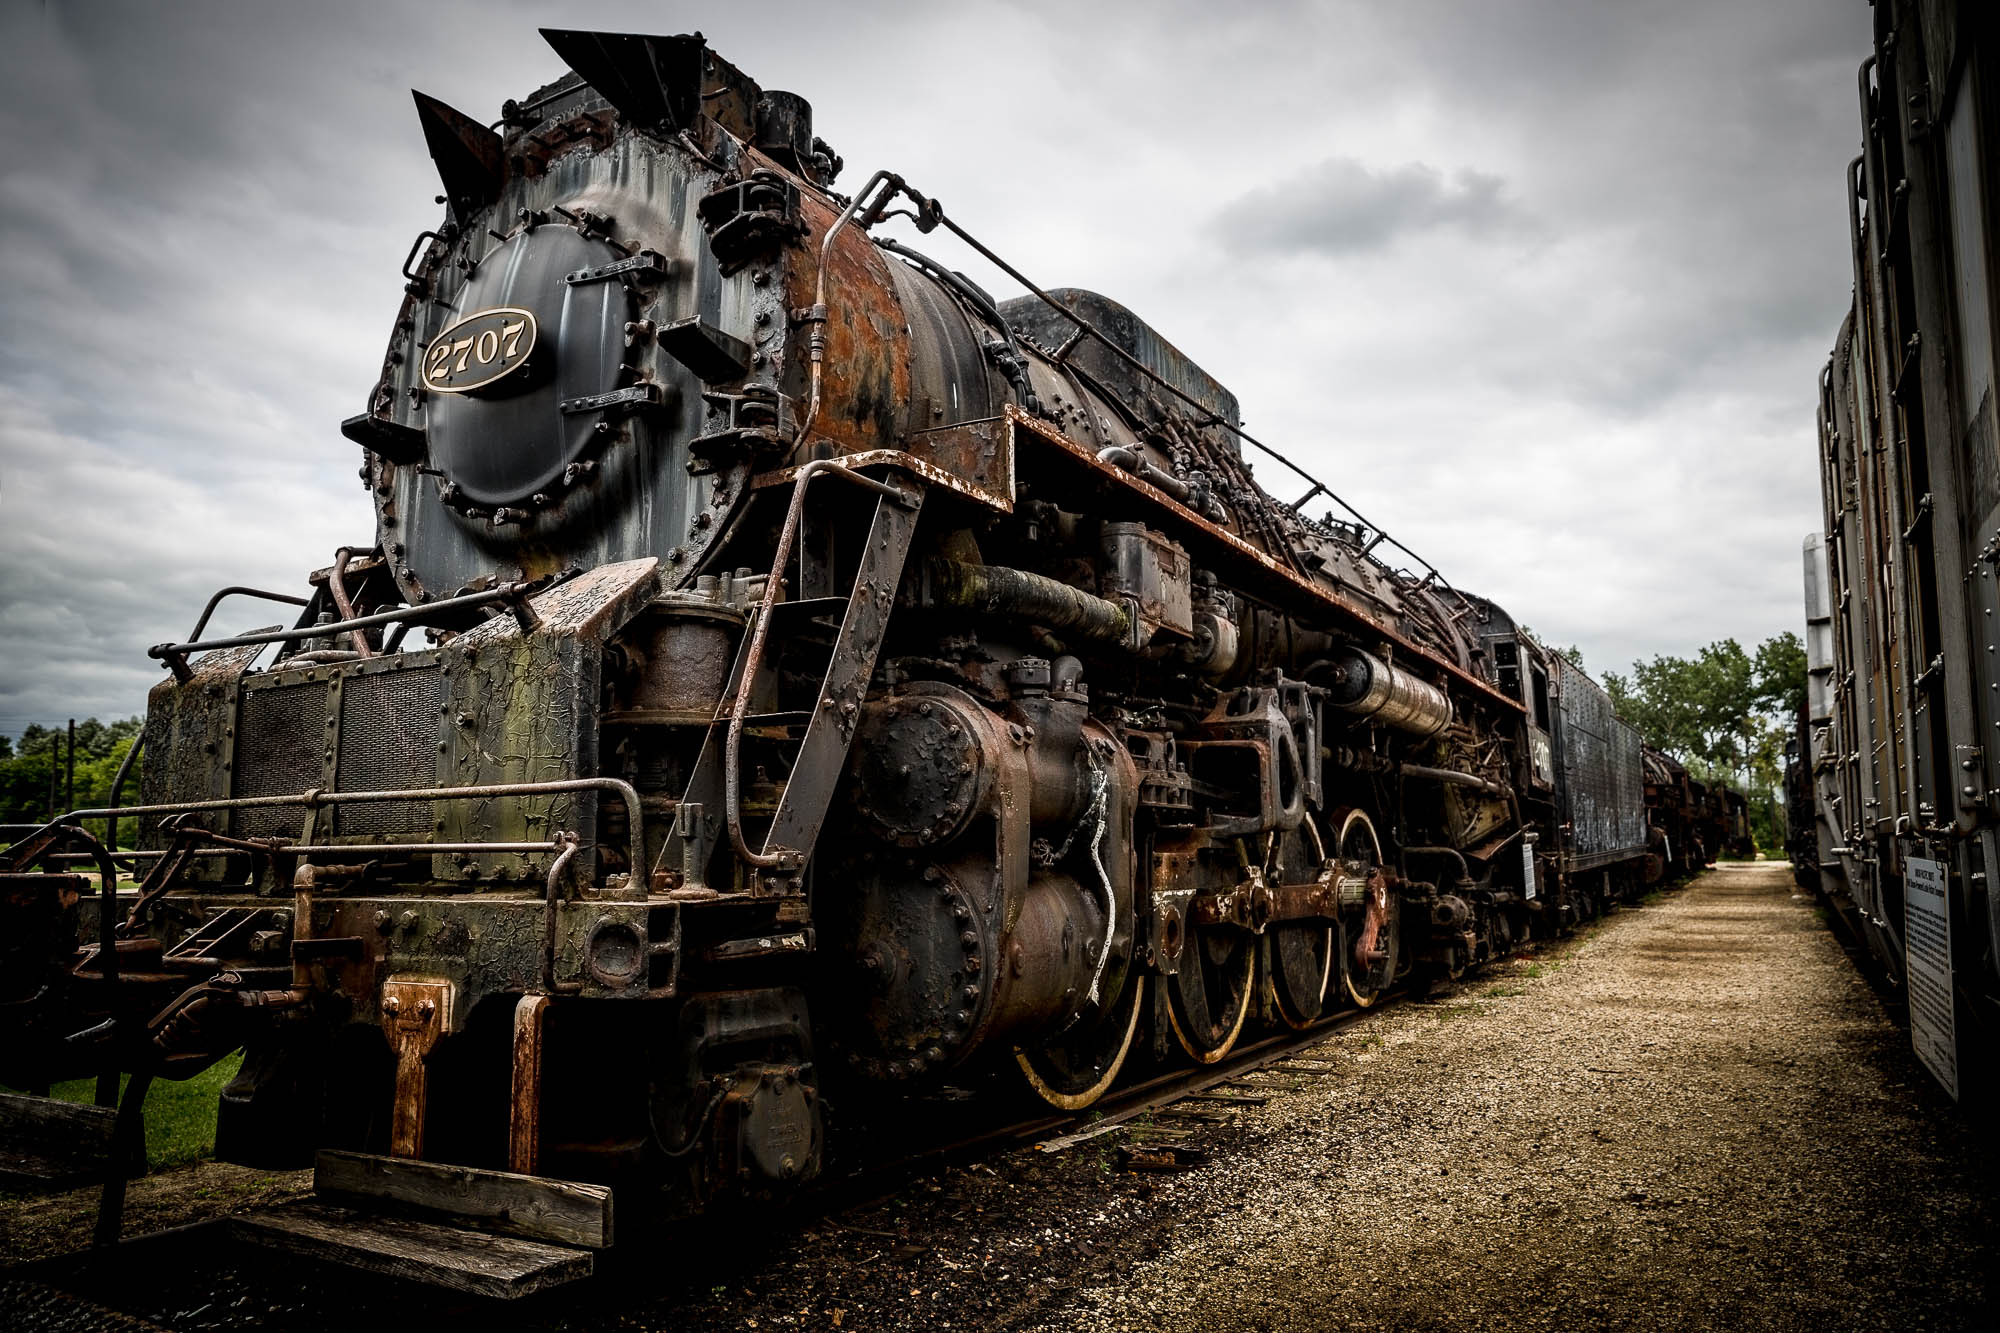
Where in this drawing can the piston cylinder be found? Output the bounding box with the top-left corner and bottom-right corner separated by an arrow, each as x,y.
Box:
1321,647 -> 1453,737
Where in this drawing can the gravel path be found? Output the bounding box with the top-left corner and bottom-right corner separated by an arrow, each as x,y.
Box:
1039,861 -> 1997,1332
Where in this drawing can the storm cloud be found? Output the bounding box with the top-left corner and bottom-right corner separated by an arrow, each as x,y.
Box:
1213,158 -> 1525,255
0,0 -> 1871,739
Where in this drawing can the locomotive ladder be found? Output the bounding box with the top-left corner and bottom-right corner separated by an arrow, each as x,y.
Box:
662,461 -> 924,897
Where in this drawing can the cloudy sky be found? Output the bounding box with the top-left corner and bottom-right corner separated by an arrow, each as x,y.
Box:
0,0 -> 1869,739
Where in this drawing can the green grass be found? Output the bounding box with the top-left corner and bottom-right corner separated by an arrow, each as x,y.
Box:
30,1053 -> 242,1171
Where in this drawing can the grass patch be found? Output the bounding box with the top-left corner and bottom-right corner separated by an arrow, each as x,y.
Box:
1481,984 -> 1524,999
15,1053 -> 242,1171
1516,962 -> 1545,979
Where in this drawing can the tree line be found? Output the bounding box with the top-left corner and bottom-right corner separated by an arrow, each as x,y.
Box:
1,717 -> 146,843
1599,632 -> 1807,854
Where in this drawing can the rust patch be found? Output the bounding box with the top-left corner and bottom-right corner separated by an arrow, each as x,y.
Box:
789,188 -> 914,453
381,977 -> 455,1158
510,993 -> 550,1174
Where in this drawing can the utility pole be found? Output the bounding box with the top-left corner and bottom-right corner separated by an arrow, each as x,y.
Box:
64,718 -> 76,816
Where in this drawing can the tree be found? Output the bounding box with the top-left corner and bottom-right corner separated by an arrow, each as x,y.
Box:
0,717 -> 146,838
1605,634 -> 1802,854
1753,631 -> 1807,718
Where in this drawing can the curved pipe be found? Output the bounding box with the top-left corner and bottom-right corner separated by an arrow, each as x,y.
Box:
1401,844 -> 1474,887
543,832 -> 581,991
794,170 -> 900,449
327,548 -> 376,657
1096,445 -> 1190,502
187,586 -> 312,643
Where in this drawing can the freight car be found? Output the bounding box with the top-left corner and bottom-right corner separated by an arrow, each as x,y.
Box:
1807,0 -> 1999,1106
1,28 -> 1694,1280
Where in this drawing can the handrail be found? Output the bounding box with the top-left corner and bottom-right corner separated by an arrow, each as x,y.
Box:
24,776 -> 645,889
150,579 -> 545,679
188,586 -> 313,643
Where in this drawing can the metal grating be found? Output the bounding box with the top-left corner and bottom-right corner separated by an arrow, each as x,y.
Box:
234,682 -> 328,838
334,668 -> 446,837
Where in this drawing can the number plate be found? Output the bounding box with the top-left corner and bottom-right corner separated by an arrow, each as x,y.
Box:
423,307 -> 537,394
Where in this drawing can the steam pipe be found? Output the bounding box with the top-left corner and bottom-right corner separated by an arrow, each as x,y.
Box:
1096,445 -> 1190,502
1401,844 -> 1475,887
926,559 -> 1130,645
793,170 -> 900,449
1398,764 -> 1511,798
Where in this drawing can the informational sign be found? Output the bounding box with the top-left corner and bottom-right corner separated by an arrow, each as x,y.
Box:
1521,841 -> 1537,900
1903,857 -> 1958,1099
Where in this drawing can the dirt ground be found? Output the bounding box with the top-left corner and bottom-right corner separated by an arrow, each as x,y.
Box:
6,862 -> 1993,1332
0,1162 -> 309,1267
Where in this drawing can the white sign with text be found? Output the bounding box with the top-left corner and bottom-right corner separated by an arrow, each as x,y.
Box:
1903,856 -> 1958,1099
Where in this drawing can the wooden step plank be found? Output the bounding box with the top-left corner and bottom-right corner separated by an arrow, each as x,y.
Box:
0,1091 -> 118,1191
314,1150 -> 613,1249
231,1201 -> 592,1299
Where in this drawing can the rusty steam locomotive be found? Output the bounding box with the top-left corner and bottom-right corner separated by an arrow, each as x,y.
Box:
2,29 -> 1695,1263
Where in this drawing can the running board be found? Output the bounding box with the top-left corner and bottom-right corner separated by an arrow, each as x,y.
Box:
228,1151 -> 615,1298
230,1201 -> 592,1299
